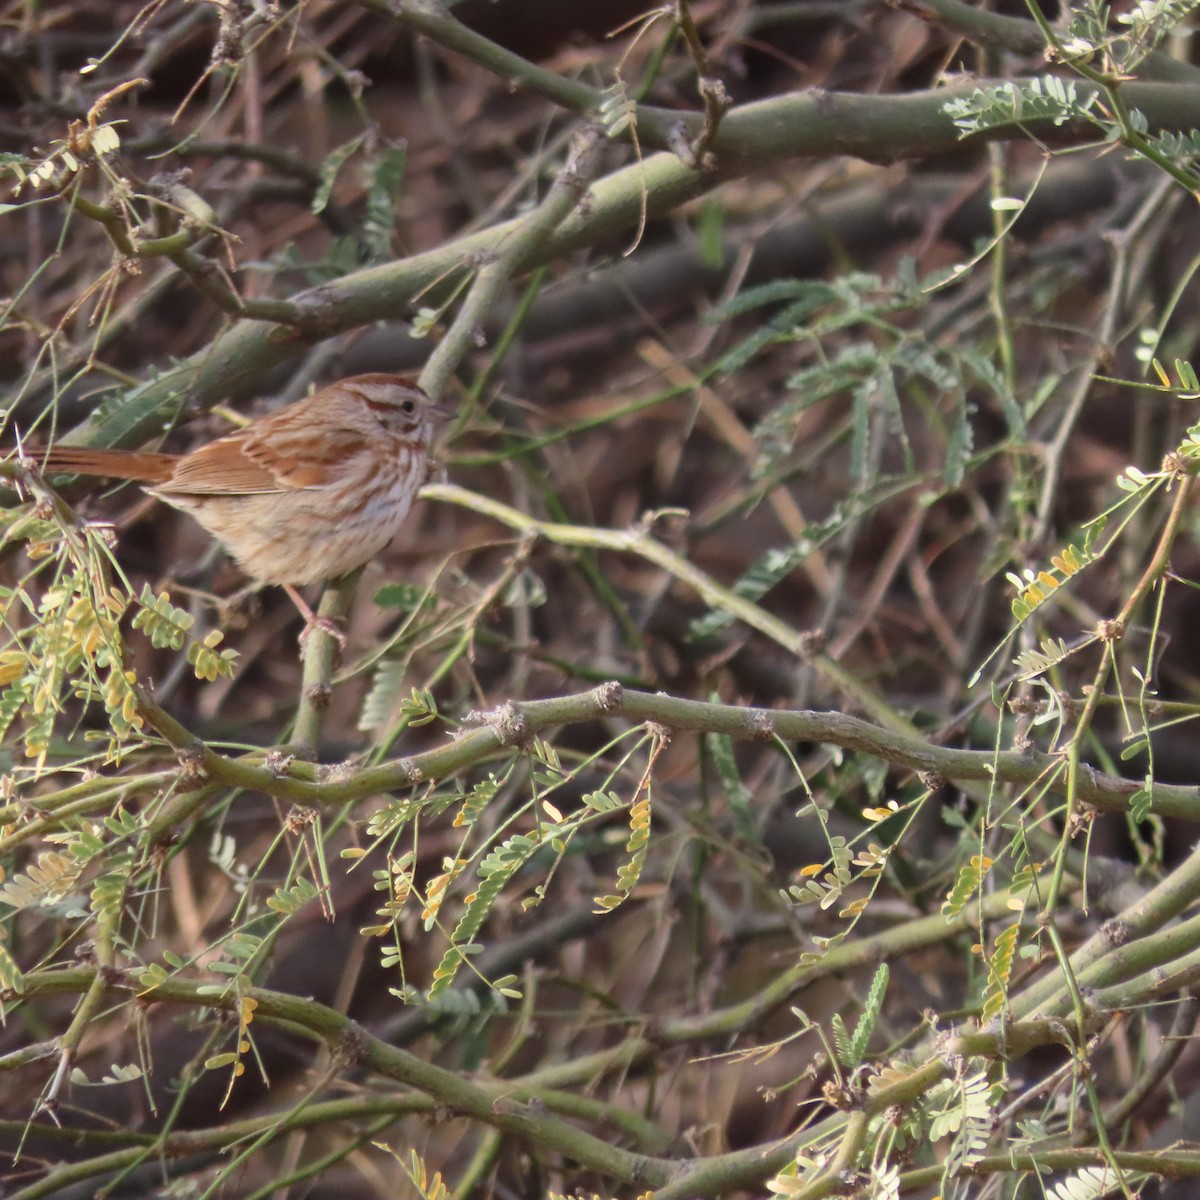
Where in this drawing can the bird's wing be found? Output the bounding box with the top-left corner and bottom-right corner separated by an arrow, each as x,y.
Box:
153,409 -> 364,496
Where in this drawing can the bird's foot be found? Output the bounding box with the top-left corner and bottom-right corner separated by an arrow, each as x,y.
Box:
283,583 -> 347,647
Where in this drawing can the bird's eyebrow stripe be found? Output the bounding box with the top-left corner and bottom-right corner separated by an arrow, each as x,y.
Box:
350,388 -> 410,414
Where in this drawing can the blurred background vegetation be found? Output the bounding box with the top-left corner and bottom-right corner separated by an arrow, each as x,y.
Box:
4,1 -> 1200,1198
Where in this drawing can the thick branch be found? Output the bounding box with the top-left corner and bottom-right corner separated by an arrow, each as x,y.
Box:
56,78 -> 1200,444
120,684 -> 1199,851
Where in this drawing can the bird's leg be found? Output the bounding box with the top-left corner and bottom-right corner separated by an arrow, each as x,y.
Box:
282,583 -> 347,646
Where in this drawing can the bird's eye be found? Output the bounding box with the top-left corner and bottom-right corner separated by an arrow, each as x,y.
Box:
401,399 -> 415,414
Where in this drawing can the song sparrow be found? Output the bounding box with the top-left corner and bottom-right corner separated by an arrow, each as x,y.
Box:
37,373 -> 438,635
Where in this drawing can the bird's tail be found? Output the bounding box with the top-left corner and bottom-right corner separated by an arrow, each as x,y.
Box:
34,445 -> 178,485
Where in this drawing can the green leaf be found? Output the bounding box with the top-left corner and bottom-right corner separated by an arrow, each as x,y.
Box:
373,582 -> 425,610
706,728 -> 757,843
0,942 -> 25,994
61,373 -> 189,457
363,144 -> 406,263
312,135 -> 365,215
846,962 -> 888,1067
696,199 -> 726,269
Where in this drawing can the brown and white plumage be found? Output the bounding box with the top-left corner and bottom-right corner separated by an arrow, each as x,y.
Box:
39,374 -> 436,587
